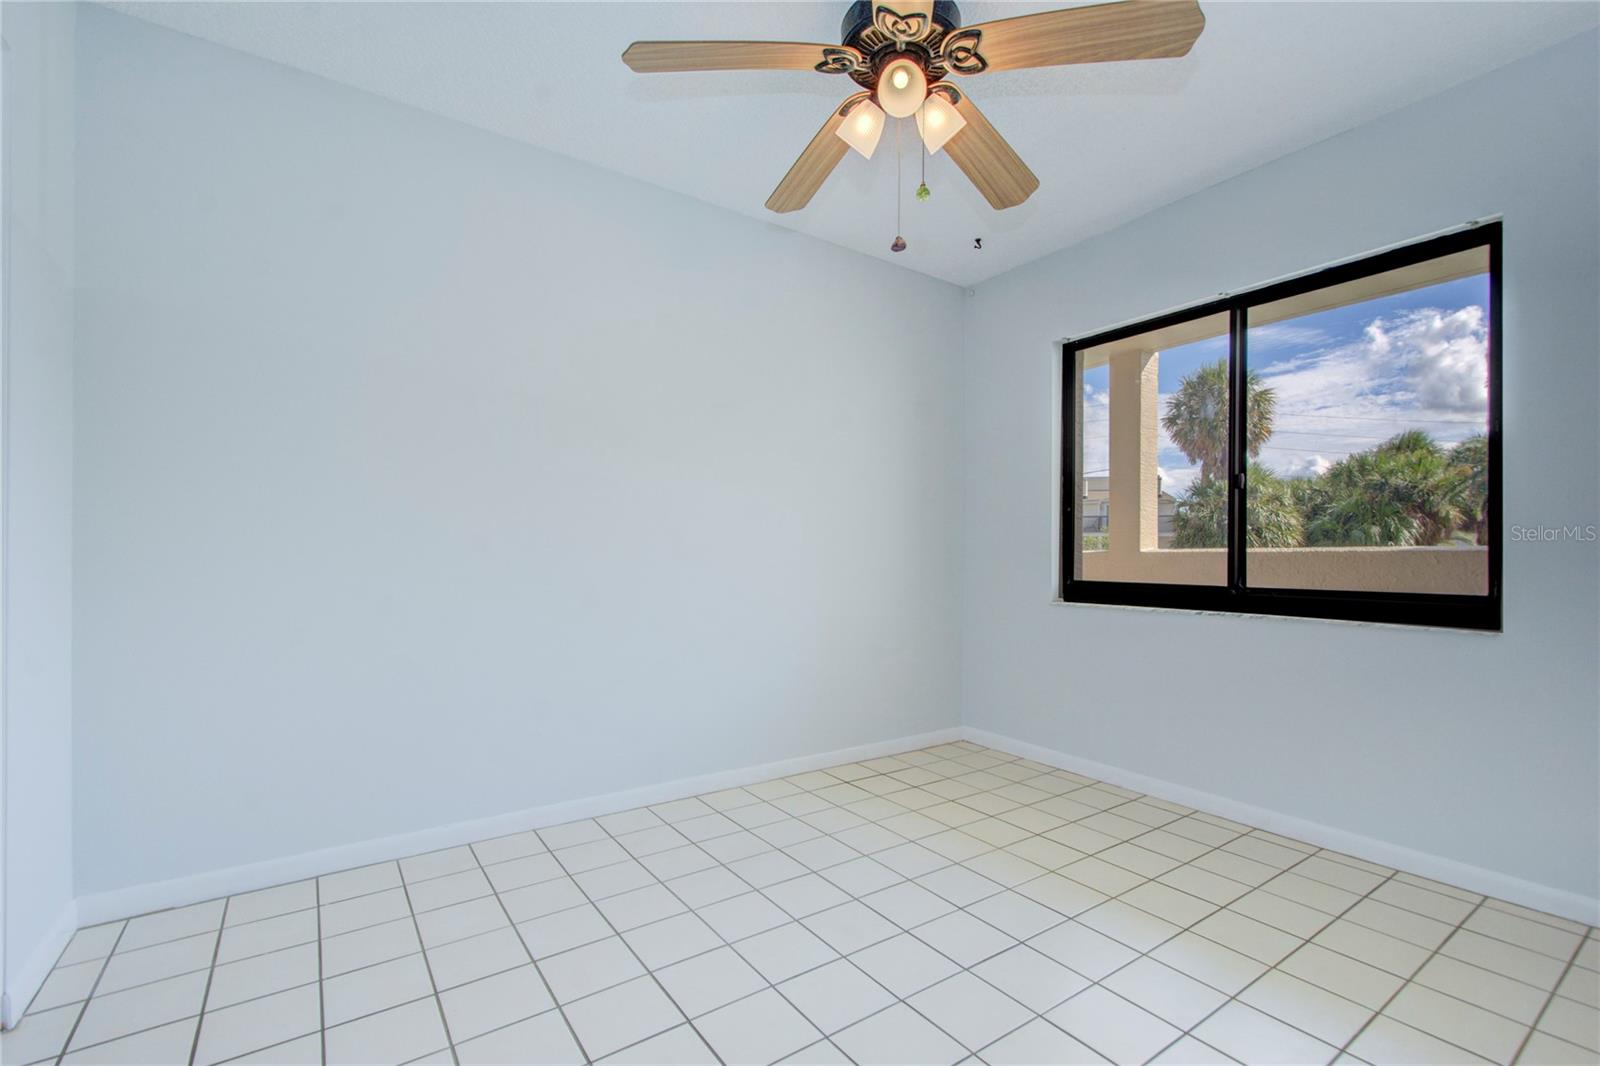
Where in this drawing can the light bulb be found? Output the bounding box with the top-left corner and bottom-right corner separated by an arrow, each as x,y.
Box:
877,58 -> 927,119
834,98 -> 886,158
916,93 -> 967,154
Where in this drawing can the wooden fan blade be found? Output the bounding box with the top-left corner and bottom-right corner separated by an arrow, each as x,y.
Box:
954,0 -> 1204,73
622,40 -> 863,74
766,94 -> 870,214
944,95 -> 1040,210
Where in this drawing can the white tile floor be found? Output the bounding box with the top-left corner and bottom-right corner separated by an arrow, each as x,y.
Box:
6,741 -> 1597,1065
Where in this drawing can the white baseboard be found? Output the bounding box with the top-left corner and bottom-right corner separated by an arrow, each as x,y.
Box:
59,721 -> 1597,967
75,727 -> 964,928
2,899 -> 78,1030
963,726 -> 1600,927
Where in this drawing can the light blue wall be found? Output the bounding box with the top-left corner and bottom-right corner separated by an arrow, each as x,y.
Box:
960,32 -> 1599,900
1,0 -> 77,1017
71,8 -> 964,896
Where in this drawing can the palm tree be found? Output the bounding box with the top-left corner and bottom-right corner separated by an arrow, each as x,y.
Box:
1303,465 -> 1420,546
1161,360 -> 1277,484
1449,434 -> 1489,544
1306,431 -> 1467,546
1170,469 -> 1303,548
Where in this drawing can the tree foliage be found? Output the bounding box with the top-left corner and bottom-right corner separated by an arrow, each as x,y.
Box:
1449,434 -> 1490,545
1304,431 -> 1468,547
1171,469 -> 1304,548
1161,360 -> 1487,549
1161,360 -> 1277,483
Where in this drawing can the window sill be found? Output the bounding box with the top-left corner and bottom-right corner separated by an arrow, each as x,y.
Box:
1049,593 -> 1501,635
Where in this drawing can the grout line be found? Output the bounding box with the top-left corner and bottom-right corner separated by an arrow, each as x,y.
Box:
395,874 -> 460,1065
212,1029 -> 323,1065
540,819 -> 731,1065
19,880 -> 784,1019
502,752 -> 1561,1056
571,755 -> 1578,1061
866,791 -> 1565,1028
59,988 -> 452,1063
617,806 -> 989,1060
463,843 -> 594,1064
1396,941 -> 1583,1029
51,921 -> 128,1065
1029,799 -> 1549,1062
54,933 -> 480,1033
185,897 -> 230,1065
554,763 -> 1243,1061
1151,862 -> 1400,1064
47,1012 -> 209,1062
952,807 -> 1345,1062
26,848 -> 1464,1066
314,877 -> 327,1066
575,809 -> 890,1059
431,1005 -> 603,1065
13,924 -> 122,1023
1508,929 -> 1588,1064
823,761 -> 1531,1063
1334,896 -> 1493,1063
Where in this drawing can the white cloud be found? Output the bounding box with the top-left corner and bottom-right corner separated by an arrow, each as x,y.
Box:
1248,322 -> 1334,351
1079,381 -> 1111,477
1390,306 -> 1488,413
1158,464 -> 1202,497
1274,453 -> 1334,478
1248,304 -> 1488,478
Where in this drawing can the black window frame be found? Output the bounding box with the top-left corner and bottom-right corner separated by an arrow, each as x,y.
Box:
1058,222 -> 1502,632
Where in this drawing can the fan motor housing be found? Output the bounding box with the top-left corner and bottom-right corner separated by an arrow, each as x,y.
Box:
840,0 -> 962,43
840,1 -> 963,88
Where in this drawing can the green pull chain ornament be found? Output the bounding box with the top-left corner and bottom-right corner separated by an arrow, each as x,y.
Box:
916,140 -> 931,201
891,121 -> 907,252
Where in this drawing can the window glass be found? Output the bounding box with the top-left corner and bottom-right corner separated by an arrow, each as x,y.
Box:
1246,248 -> 1491,595
1071,312 -> 1229,586
1079,362 -> 1111,555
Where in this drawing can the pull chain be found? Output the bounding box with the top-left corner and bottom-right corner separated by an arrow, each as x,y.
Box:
917,132 -> 930,202
891,120 -> 907,253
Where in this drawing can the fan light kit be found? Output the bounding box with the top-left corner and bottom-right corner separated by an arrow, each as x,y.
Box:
877,57 -> 929,117
839,99 -> 887,158
915,92 -> 965,155
623,0 -> 1205,244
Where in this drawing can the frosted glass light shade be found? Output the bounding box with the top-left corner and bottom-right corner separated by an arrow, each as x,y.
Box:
835,99 -> 886,158
877,58 -> 927,119
916,94 -> 966,154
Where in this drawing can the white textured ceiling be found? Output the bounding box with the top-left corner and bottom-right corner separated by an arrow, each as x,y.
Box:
109,1 -> 1597,287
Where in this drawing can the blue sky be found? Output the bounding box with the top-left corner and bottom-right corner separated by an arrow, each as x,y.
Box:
1082,275 -> 1491,497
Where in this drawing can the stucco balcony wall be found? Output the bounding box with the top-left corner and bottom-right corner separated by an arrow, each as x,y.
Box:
1082,546 -> 1489,595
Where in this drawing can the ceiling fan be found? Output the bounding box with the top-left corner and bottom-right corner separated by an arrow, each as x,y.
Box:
622,0 -> 1205,214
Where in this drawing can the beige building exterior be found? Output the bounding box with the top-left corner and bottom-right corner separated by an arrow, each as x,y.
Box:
1079,476 -> 1178,548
